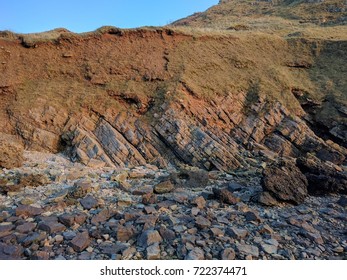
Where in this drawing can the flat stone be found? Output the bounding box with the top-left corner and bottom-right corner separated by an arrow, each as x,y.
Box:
210,227 -> 224,237
99,242 -> 128,257
111,172 -> 128,182
0,223 -> 14,237
16,205 -> 43,217
257,191 -> 279,206
142,193 -> 157,205
191,207 -> 200,216
302,230 -> 324,245
55,235 -> 64,243
137,230 -> 162,247
32,251 -> 50,260
236,244 -> 259,258
191,196 -> 206,209
70,232 -> 90,252
261,243 -> 278,254
63,231 -> 77,241
49,189 -> 68,203
58,214 -> 75,227
244,211 -> 261,222
221,248 -> 236,260
38,221 -> 66,234
132,185 -> 153,195
159,226 -> 176,241
185,247 -> 205,260
116,225 -> 135,242
16,222 -> 37,234
195,216 -> 211,229
227,227 -> 248,239
74,212 -> 88,225
144,206 -> 157,214
0,242 -> 23,260
136,214 -> 158,227
91,209 -> 114,225
20,232 -> 46,247
80,195 -> 98,210
154,180 -> 174,194
122,247 -> 137,259
146,243 -> 161,260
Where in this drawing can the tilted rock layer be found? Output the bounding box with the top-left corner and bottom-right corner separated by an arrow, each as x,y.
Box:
1,2 -> 347,203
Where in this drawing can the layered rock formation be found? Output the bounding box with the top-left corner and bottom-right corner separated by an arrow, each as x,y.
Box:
0,2 -> 347,205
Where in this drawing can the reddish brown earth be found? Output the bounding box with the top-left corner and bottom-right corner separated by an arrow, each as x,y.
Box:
0,1 -> 346,201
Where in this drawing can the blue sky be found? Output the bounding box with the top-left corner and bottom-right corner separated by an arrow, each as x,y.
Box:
1,0 -> 218,33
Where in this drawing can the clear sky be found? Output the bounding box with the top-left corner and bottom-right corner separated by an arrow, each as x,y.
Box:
1,0 -> 218,34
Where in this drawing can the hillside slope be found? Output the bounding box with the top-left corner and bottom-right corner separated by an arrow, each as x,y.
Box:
0,1 -> 346,194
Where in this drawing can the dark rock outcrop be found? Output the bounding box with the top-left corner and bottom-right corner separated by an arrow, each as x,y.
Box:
261,159 -> 308,205
297,155 -> 347,195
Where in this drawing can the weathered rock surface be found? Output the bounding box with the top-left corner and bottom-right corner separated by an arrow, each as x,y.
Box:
262,160 -> 308,205
297,155 -> 347,195
0,133 -> 24,169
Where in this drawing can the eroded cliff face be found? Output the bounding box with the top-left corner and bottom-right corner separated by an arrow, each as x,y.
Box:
0,28 -> 346,179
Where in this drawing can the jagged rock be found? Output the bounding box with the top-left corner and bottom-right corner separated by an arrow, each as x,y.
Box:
38,221 -> 66,234
262,159 -> 308,205
297,155 -> 347,195
154,180 -> 174,194
146,243 -> 161,260
116,225 -> 135,242
0,134 -> 24,169
70,232 -> 90,252
58,214 -> 75,227
63,231 -> 77,241
236,244 -> 259,258
213,187 -> 240,204
99,242 -> 128,257
244,210 -> 262,223
16,222 -> 36,234
142,193 -> 157,205
32,251 -> 50,260
0,224 -> 14,238
185,247 -> 205,260
227,227 -> 248,239
15,205 -> 43,217
0,242 -> 23,260
91,208 -> 114,225
68,181 -> 93,199
221,248 -> 236,260
80,195 -> 98,210
261,243 -> 278,254
137,230 -> 162,248
191,196 -> 206,209
159,226 -> 176,241
256,191 -> 279,206
195,216 -> 211,229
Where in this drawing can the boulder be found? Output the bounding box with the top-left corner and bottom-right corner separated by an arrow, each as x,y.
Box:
154,180 -> 174,194
213,187 -> 240,204
261,159 -> 308,205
